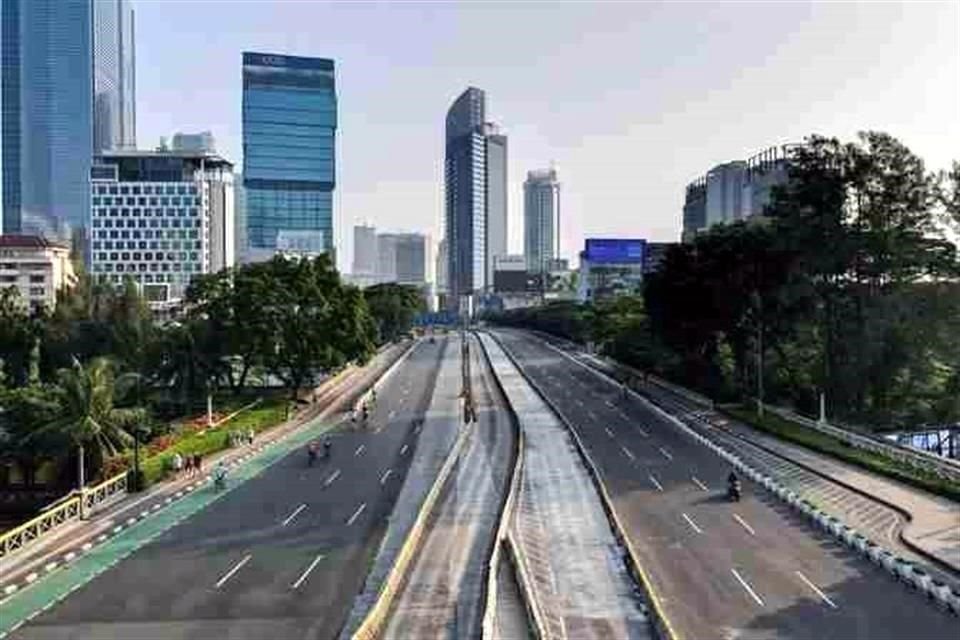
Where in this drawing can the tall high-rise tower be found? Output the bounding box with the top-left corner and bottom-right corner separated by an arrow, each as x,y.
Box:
443,87 -> 507,313
524,168 -> 561,275
241,52 -> 337,262
2,0 -> 137,242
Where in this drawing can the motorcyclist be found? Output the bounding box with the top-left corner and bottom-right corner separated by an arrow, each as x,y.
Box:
322,438 -> 332,459
307,442 -> 318,466
214,461 -> 228,490
727,470 -> 741,500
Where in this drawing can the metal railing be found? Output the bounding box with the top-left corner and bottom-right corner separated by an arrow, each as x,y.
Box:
0,470 -> 128,560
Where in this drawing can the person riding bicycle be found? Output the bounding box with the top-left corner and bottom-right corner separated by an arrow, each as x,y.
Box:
322,438 -> 332,458
307,442 -> 318,466
214,461 -> 228,490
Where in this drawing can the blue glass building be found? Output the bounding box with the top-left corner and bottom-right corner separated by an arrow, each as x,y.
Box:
241,52 -> 336,261
1,0 -> 136,242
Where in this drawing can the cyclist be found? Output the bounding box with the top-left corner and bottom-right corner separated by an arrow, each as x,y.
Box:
214,461 -> 228,491
307,442 -> 318,467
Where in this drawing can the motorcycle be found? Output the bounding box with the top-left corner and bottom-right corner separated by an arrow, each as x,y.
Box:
727,480 -> 742,502
214,473 -> 227,492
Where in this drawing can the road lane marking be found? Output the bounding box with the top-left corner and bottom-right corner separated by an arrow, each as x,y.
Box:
658,447 -> 673,461
635,426 -> 649,437
281,504 -> 307,527
649,474 -> 664,492
605,427 -> 616,438
618,410 -> 629,420
380,469 -> 394,485
346,503 -> 367,526
291,553 -> 326,590
682,513 -> 703,534
733,513 -> 756,536
323,469 -> 341,487
605,400 -> 615,407
354,445 -> 365,457
620,445 -> 636,461
692,476 -> 709,491
731,568 -> 765,606
215,554 -> 252,589
400,444 -> 409,455
796,571 -> 838,609
586,410 -> 596,419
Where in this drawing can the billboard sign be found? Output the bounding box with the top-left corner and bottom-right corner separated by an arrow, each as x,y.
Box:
584,239 -> 646,264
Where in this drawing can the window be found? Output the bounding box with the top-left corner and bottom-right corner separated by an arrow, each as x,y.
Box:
132,185 -> 140,195
121,252 -> 130,261
110,253 -> 119,261
0,275 -> 15,283
29,274 -> 45,283
29,287 -> 45,297
120,185 -> 130,195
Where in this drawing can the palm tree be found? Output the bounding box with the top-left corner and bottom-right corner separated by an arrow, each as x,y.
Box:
45,357 -> 143,515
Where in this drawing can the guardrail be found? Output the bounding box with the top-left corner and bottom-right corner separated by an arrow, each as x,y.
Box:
0,469 -> 128,560
490,330 -> 679,640
352,395 -> 470,639
476,332 -> 542,640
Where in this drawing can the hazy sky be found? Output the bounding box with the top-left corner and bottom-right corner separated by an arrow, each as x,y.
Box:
134,1 -> 960,271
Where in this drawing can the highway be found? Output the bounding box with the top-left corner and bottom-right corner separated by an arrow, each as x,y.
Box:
8,338 -> 450,640
494,329 -> 960,640
383,333 -> 516,638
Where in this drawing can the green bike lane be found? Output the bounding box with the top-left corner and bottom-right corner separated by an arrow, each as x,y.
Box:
0,412 -> 337,639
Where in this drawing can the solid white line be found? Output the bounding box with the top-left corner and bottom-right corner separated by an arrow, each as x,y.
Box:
281,504 -> 307,527
605,427 -> 615,438
400,444 -> 409,455
658,447 -> 673,461
380,469 -> 394,485
354,444 -> 365,457
291,553 -> 326,590
649,474 -> 664,492
796,571 -> 838,609
731,568 -> 765,606
620,445 -> 636,462
733,513 -> 756,536
682,512 -> 703,534
323,469 -> 341,487
346,503 -> 367,526
692,476 -> 709,491
215,554 -> 252,589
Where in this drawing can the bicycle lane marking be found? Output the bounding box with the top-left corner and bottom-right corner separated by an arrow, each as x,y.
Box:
0,415 -> 340,639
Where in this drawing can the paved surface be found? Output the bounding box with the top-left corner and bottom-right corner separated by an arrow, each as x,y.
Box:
482,332 -> 650,640
340,336 -> 463,637
4,339 -> 447,640
494,552 -> 533,640
384,333 -> 516,639
495,329 -> 960,640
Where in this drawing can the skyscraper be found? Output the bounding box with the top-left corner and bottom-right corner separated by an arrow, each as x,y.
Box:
2,0 -> 136,242
352,224 -> 378,276
241,52 -> 337,262
524,168 -> 561,275
444,87 -> 507,313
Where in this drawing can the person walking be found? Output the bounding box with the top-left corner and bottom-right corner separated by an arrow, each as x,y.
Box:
172,452 -> 183,479
184,454 -> 194,477
194,453 -> 203,476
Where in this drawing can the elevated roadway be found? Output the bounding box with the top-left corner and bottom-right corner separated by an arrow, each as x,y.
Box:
494,329 -> 959,640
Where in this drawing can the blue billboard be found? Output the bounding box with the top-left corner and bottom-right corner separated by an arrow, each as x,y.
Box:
584,239 -> 646,264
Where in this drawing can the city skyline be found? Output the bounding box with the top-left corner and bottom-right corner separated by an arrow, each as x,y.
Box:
125,2 -> 958,273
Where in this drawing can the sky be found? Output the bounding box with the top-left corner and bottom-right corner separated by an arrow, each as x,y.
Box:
133,0 -> 960,272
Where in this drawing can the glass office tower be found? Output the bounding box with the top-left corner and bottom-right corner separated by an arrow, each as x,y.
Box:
241,52 -> 336,261
1,0 -> 136,241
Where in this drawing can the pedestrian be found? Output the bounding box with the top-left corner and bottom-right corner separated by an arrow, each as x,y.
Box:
194,453 -> 203,476
247,429 -> 255,446
172,452 -> 183,478
183,454 -> 194,477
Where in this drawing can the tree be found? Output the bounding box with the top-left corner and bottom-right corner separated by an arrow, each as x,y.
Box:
0,385 -> 64,488
42,358 -> 143,500
363,283 -> 425,343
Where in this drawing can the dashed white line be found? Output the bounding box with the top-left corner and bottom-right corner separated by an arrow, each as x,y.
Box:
380,469 -> 394,485
658,447 -> 673,461
323,469 -> 341,487
215,554 -> 252,589
291,553 -> 326,590
796,571 -> 838,609
634,426 -> 649,437
346,503 -> 367,526
733,513 -> 756,536
620,445 -> 636,462
281,504 -> 307,527
354,444 -> 365,457
682,512 -> 703,534
692,476 -> 709,492
605,400 -> 615,408
400,444 -> 409,455
731,568 -> 765,606
649,474 -> 664,492
604,427 -> 616,438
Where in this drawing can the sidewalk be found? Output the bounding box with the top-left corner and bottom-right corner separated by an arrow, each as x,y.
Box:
0,342 -> 409,596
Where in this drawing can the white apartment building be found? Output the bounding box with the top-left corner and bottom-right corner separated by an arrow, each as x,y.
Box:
0,235 -> 77,311
89,150 -> 234,306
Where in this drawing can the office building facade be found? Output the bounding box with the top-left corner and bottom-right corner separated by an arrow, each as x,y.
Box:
2,0 -> 136,243
0,235 -> 76,312
524,168 -> 560,275
241,52 -> 336,262
172,131 -> 216,153
444,87 -> 508,312
89,150 -> 234,305
352,224 -> 378,276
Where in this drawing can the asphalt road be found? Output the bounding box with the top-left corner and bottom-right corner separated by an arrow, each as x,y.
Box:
494,329 -> 960,640
384,333 -> 516,639
10,338 -> 451,640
